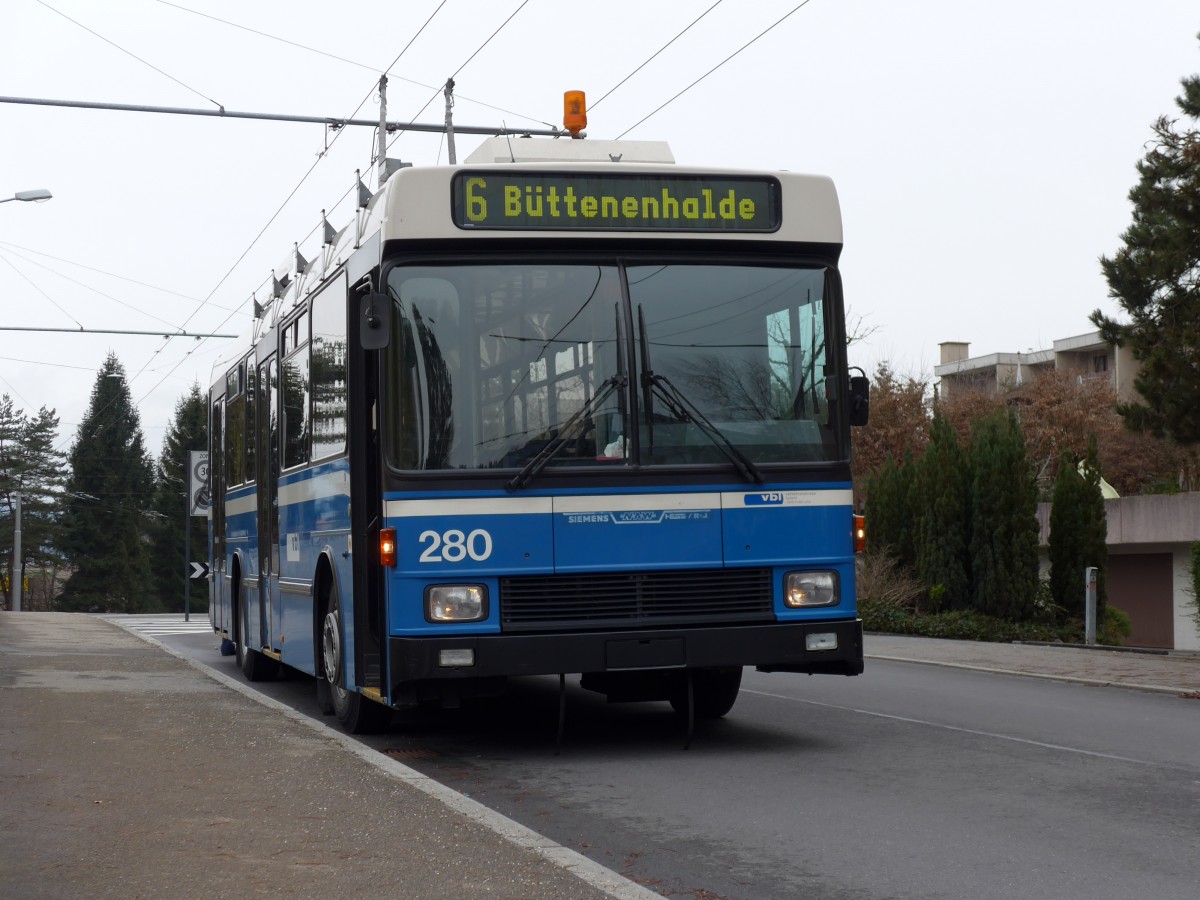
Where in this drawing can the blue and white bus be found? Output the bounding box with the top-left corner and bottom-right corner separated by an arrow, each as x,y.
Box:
209,126 -> 870,734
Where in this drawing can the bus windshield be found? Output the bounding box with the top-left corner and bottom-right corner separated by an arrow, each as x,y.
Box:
383,260 -> 839,472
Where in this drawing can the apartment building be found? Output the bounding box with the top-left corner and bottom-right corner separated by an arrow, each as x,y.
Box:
934,331 -> 1139,402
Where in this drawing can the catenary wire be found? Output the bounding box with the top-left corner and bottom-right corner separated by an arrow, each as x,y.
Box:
154,0 -> 556,130
0,240 -> 241,313
0,245 -> 191,331
616,0 -> 815,139
590,0 -> 726,110
34,0 -> 223,111
385,0 -> 530,151
128,2 -> 456,414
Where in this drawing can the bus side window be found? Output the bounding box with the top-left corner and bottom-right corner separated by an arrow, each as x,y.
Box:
282,339 -> 310,469
225,364 -> 245,485
311,283 -> 348,460
211,397 -> 225,562
245,364 -> 257,482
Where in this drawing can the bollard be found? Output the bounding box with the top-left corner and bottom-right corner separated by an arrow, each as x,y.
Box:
1085,566 -> 1098,646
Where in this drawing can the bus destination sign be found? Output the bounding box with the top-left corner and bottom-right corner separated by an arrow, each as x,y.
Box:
452,172 -> 780,233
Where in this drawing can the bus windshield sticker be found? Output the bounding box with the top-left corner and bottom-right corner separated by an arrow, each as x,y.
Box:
452,172 -> 780,233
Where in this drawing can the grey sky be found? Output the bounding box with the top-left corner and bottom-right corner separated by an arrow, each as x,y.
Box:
2,0 -> 1197,451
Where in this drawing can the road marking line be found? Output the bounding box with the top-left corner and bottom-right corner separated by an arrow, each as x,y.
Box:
742,689 -> 1189,771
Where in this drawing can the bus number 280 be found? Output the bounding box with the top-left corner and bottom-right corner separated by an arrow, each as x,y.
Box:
417,528 -> 493,563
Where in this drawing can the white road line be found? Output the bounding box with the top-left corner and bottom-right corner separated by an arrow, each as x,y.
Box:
741,688 -> 1186,771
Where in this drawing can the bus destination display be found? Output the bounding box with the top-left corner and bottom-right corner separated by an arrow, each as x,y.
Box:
452,172 -> 779,233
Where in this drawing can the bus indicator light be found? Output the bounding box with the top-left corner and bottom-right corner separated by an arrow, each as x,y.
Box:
380,528 -> 397,567
563,90 -> 586,137
853,515 -> 866,553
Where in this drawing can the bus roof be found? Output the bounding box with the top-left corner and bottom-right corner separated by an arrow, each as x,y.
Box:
211,136 -> 842,388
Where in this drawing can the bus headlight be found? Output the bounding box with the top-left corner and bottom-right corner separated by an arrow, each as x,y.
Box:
425,585 -> 487,622
784,571 -> 840,608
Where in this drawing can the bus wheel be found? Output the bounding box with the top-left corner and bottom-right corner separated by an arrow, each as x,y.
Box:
321,584 -> 388,734
669,667 -> 743,720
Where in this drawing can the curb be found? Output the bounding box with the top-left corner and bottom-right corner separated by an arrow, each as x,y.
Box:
107,618 -> 659,900
865,653 -> 1195,696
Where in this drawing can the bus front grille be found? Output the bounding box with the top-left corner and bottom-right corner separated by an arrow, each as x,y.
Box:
499,567 -> 774,632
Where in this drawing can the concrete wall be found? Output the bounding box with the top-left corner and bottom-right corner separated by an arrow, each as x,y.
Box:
1037,492 -> 1200,650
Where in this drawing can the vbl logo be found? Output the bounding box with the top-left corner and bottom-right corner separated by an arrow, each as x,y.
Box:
745,492 -> 785,506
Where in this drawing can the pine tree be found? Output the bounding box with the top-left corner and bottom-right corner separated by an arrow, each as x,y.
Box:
0,396 -> 68,610
59,355 -> 157,613
150,384 -> 209,613
912,411 -> 971,610
968,410 -> 1039,619
1091,44 -> 1200,447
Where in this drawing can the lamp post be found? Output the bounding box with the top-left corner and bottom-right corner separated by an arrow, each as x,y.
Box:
0,188 -> 52,204
4,188 -> 50,610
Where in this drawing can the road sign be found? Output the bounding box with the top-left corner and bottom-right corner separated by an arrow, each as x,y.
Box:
189,561 -> 210,580
189,450 -> 210,516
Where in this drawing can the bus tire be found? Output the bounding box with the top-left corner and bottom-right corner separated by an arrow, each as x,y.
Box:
669,666 -> 743,720
321,581 -> 388,734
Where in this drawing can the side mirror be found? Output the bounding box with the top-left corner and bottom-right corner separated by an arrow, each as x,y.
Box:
848,375 -> 870,426
359,293 -> 392,350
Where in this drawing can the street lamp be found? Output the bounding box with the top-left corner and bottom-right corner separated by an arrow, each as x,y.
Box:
0,188 -> 53,204
3,186 -> 51,611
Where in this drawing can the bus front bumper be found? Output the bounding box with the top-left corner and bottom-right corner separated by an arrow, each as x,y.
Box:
387,619 -> 863,694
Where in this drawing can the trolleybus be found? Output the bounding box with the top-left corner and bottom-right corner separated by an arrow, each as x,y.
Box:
208,113 -> 870,734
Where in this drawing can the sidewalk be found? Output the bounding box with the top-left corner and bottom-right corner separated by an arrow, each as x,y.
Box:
3,618 -> 1198,900
0,612 -> 651,900
866,633 -> 1200,695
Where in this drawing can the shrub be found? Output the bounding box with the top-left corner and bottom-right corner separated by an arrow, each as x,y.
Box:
861,606 -> 1077,643
1098,605 -> 1133,646
855,550 -> 924,617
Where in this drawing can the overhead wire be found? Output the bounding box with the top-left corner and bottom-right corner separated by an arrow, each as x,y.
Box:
128,0 -> 456,414
34,0 -> 223,111
590,0 -> 726,110
159,0 -> 536,129
0,253 -> 84,330
385,0 -> 532,152
616,0 -> 816,139
0,245 -> 195,331
0,240 -> 240,313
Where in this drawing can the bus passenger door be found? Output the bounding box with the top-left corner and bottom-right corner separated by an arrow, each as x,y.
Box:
256,356 -> 280,650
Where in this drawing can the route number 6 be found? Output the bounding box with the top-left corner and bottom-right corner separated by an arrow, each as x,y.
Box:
418,528 -> 493,563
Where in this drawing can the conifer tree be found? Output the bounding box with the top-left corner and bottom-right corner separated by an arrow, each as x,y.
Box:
1091,42 -> 1200,447
864,448 -> 917,569
912,411 -> 971,609
968,410 -> 1039,619
59,355 -> 157,613
150,384 -> 209,613
0,397 -> 68,610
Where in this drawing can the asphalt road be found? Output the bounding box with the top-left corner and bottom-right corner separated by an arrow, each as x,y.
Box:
161,627 -> 1200,900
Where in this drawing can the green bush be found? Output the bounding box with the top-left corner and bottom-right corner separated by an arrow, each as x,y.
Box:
862,605 -> 1079,643
1098,605 -> 1133,646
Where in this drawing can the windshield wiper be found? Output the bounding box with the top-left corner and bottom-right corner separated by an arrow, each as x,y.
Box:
644,372 -> 764,484
637,305 -> 762,484
505,374 -> 628,492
